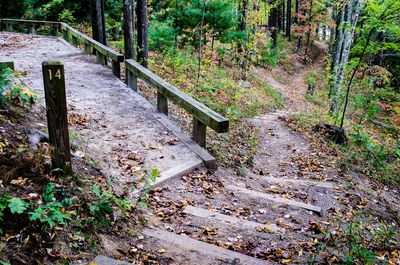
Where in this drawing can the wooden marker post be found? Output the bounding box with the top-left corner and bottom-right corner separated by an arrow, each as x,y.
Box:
42,61 -> 72,174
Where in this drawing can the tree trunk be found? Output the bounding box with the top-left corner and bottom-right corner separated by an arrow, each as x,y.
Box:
286,0 -> 292,40
237,0 -> 247,54
136,0 -> 149,68
123,0 -> 135,59
91,0 -> 106,45
270,3 -> 278,48
330,0 -> 363,114
295,0 -> 300,23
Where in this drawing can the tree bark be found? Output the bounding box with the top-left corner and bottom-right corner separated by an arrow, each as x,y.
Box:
286,0 -> 292,40
136,0 -> 149,68
331,0 -> 363,114
123,0 -> 135,59
270,3 -> 278,48
91,0 -> 107,45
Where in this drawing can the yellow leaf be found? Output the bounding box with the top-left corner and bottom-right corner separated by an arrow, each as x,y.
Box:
282,259 -> 292,263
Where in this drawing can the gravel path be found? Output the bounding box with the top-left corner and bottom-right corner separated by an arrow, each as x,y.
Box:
0,32 -> 202,193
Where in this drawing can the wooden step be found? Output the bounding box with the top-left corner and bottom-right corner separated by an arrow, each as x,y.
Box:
248,173 -> 336,189
89,255 -> 132,265
143,228 -> 271,265
226,185 -> 323,216
183,205 -> 284,233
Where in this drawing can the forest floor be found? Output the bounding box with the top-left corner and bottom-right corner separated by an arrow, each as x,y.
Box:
0,33 -> 399,265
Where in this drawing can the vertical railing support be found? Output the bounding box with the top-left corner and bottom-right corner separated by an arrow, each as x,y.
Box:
42,60 -> 72,174
157,92 -> 168,115
28,24 -> 36,34
71,36 -> 78,47
193,118 -> 207,148
127,70 -> 138,92
5,23 -> 13,32
84,43 -> 93,54
112,61 -> 121,79
96,51 -> 106,66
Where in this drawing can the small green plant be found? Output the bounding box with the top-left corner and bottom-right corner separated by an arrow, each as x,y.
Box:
29,201 -> 72,228
0,68 -> 38,108
88,184 -> 132,227
136,168 -> 159,207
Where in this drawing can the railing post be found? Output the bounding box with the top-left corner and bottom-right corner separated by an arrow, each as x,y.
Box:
193,118 -> 207,148
84,43 -> 93,54
112,61 -> 121,79
157,92 -> 168,115
96,51 -> 106,66
42,60 -> 72,174
72,36 -> 78,47
127,70 -> 138,91
51,25 -> 59,36
5,23 -> 13,32
28,24 -> 36,34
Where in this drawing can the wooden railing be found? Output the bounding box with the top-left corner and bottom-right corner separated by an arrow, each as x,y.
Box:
126,59 -> 229,147
0,19 -> 124,78
0,19 -> 229,148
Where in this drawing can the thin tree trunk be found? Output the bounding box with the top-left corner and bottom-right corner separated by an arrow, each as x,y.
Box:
123,0 -> 135,59
295,0 -> 300,23
331,0 -> 362,114
286,0 -> 292,40
197,0 -> 206,82
270,2 -> 278,49
136,0 -> 148,68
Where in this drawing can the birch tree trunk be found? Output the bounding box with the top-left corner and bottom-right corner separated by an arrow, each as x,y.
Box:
330,0 -> 363,114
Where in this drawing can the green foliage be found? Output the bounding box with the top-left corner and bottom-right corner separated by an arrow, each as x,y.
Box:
137,168 -> 159,207
88,184 -> 132,227
29,201 -> 72,228
305,71 -> 318,86
0,68 -> 38,108
8,198 -> 29,214
149,19 -> 175,51
58,9 -> 76,24
346,125 -> 399,184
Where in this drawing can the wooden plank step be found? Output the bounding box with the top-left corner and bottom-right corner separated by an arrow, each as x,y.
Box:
153,159 -> 203,188
183,205 -> 284,233
153,113 -> 216,169
89,256 -> 132,265
226,185 -> 323,216
143,228 -> 271,265
248,173 -> 336,189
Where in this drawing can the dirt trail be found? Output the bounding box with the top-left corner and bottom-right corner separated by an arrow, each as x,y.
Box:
3,32 -> 398,264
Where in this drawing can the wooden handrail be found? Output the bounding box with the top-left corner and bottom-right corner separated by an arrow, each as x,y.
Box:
0,19 -> 123,78
125,59 -> 229,147
0,18 -> 229,148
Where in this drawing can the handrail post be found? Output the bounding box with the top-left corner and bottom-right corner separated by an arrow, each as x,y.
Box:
112,61 -> 121,79
96,51 -> 106,66
51,25 -> 59,36
5,23 -> 13,32
157,92 -> 168,115
193,118 -> 207,148
28,24 -> 36,34
72,36 -> 78,47
127,70 -> 138,91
